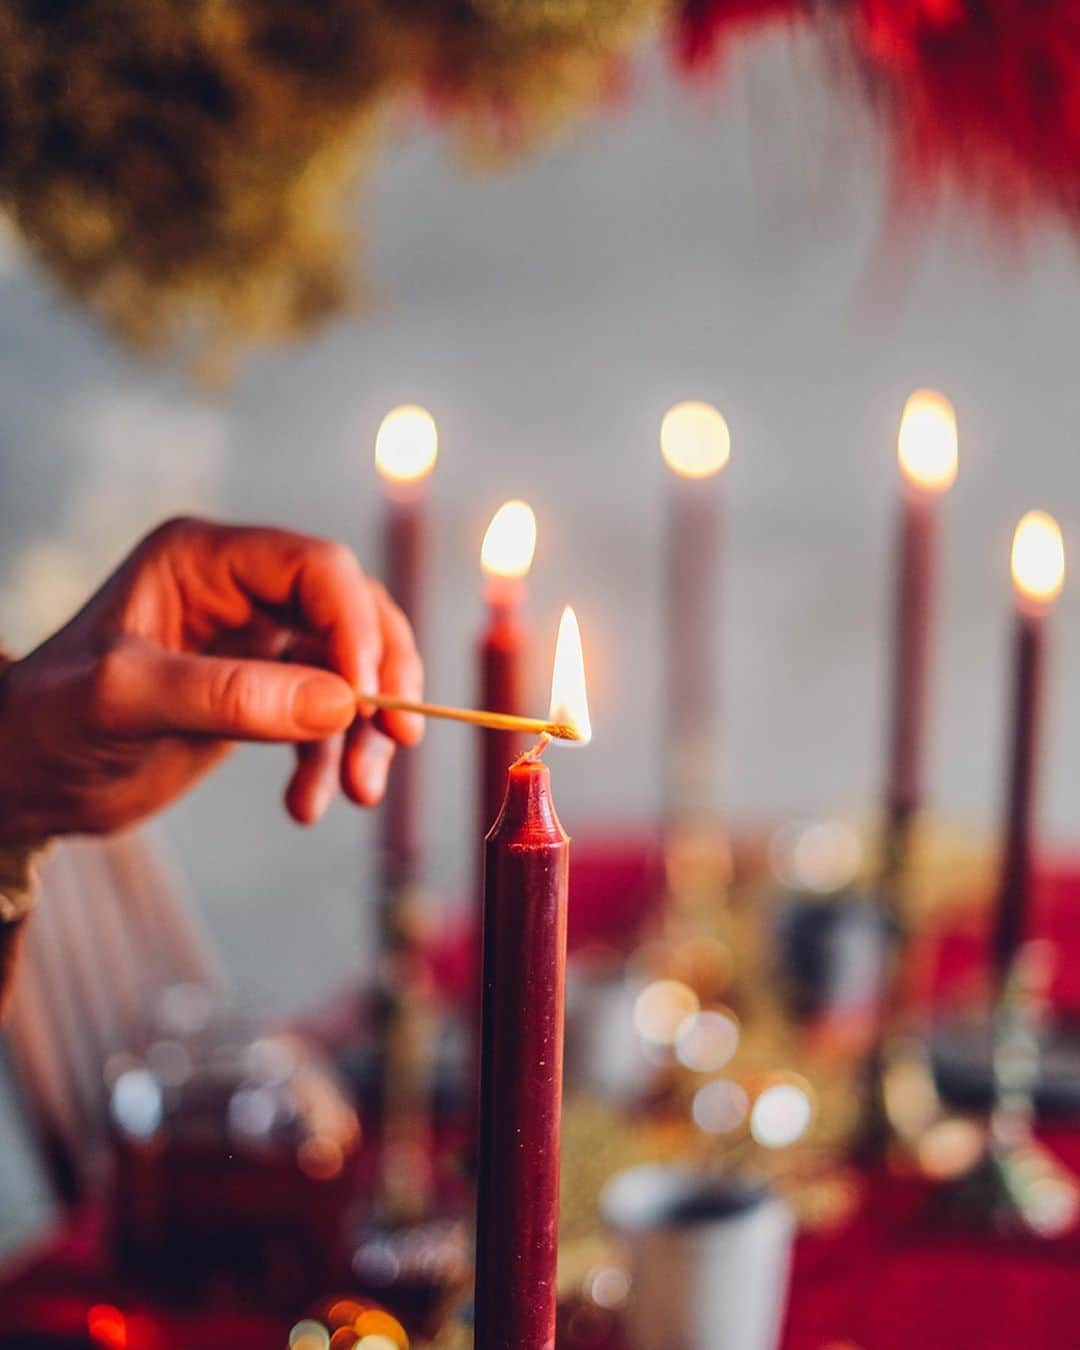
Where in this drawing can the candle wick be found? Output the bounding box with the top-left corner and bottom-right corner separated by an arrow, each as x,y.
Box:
517,733 -> 552,763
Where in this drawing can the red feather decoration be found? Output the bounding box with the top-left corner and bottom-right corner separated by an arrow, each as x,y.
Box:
675,0 -> 1080,226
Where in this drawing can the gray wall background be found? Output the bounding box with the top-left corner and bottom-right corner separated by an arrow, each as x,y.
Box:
1,34 -> 1078,1244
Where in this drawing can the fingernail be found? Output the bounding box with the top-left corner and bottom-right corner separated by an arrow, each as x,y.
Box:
355,653 -> 379,719
359,651 -> 380,701
361,741 -> 394,802
294,675 -> 354,733
311,779 -> 335,821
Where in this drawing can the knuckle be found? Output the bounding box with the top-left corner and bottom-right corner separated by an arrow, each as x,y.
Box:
86,642 -> 130,728
317,538 -> 363,583
146,515 -> 202,552
211,663 -> 261,730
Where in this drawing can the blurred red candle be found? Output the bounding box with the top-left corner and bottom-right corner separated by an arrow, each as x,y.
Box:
886,389 -> 957,855
478,500 -> 538,839
475,606 -> 591,1350
661,400 -> 730,821
374,405 -> 438,885
992,510 -> 1065,986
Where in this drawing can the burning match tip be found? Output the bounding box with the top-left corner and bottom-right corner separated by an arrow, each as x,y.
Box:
548,723 -> 581,742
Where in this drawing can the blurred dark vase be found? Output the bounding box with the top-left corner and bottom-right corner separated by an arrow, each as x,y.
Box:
775,890 -> 896,1035
108,995 -> 361,1309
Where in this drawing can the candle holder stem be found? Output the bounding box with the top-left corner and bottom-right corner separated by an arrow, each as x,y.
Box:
850,812 -> 921,1162
878,805 -> 914,926
373,870 -> 439,1224
948,947 -> 1080,1236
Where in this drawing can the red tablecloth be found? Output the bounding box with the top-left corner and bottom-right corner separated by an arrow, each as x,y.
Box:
4,832 -> 1080,1350
780,1133 -> 1080,1350
777,853 -> 1080,1350
0,1206 -> 284,1348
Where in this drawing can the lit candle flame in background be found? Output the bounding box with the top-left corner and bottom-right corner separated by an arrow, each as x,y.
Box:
481,499 -> 537,579
897,389 -> 958,492
660,400 -> 731,479
548,605 -> 592,744
374,404 -> 438,484
1012,510 -> 1065,606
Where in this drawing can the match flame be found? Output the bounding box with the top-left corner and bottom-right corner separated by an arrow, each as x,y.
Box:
897,389 -> 958,492
548,606 -> 591,745
481,500 -> 537,579
1012,510 -> 1065,606
661,401 -> 731,479
375,405 -> 438,485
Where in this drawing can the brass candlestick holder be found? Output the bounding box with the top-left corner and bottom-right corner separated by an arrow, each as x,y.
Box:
938,943 -> 1080,1236
371,858 -> 440,1220
348,867 -> 471,1337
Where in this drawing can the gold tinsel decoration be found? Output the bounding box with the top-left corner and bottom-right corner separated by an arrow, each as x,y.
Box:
0,0 -> 661,361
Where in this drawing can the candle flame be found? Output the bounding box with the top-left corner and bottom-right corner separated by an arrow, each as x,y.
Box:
375,405 -> 438,485
548,605 -> 591,745
897,389 -> 958,492
1012,510 -> 1065,605
660,401 -> 731,479
481,500 -> 537,579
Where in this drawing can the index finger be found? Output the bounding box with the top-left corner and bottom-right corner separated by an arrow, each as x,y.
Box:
156,522 -> 383,696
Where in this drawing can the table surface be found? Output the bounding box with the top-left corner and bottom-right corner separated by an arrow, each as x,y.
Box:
5,840 -> 1080,1350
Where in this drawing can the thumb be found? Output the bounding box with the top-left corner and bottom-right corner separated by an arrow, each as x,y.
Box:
104,646 -> 357,742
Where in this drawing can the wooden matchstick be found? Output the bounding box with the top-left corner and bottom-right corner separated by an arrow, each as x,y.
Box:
361,693 -> 581,743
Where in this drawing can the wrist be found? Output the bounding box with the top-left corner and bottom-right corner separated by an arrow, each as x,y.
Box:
0,655 -> 18,837
0,653 -> 16,833
0,655 -> 46,920
0,654 -> 47,849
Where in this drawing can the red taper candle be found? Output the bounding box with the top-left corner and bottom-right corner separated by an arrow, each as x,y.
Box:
475,607 -> 590,1350
475,755 -> 568,1350
661,401 -> 730,822
375,405 -> 438,886
885,390 -> 958,856
478,501 -> 537,838
992,511 -> 1064,987
479,603 -> 526,831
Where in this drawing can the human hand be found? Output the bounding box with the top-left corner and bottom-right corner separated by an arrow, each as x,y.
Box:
0,517 -> 423,841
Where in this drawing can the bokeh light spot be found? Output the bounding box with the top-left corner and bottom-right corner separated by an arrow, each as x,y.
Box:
633,979 -> 700,1046
88,1305 -> 127,1350
354,1309 -> 408,1342
675,1009 -> 739,1072
750,1080 -> 814,1148
298,1135 -> 345,1180
692,1079 -> 749,1135
289,1320 -> 331,1350
587,1264 -> 631,1309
